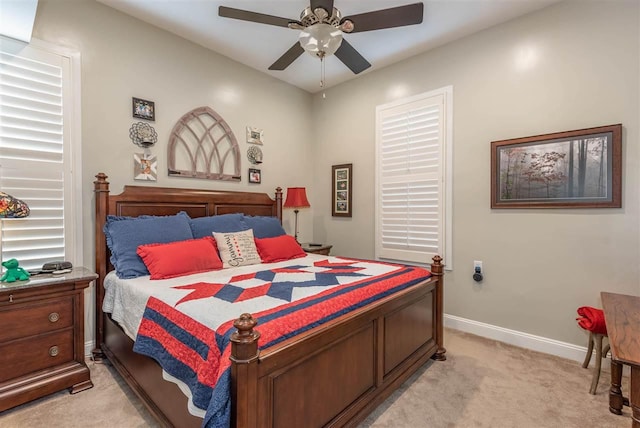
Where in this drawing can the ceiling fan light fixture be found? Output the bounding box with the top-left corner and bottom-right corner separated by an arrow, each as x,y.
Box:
299,23 -> 343,57
313,7 -> 329,21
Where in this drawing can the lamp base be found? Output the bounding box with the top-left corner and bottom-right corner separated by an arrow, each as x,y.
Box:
293,209 -> 300,243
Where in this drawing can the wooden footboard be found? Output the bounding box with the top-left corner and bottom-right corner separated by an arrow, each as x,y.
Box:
231,259 -> 443,428
101,271 -> 441,428
93,173 -> 445,428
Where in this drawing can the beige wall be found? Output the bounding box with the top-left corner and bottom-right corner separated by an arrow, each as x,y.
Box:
30,0 -> 640,350
311,0 -> 640,346
32,0 -> 314,346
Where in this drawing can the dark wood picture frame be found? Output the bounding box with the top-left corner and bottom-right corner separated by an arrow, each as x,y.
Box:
491,124 -> 622,208
332,163 -> 352,217
248,168 -> 261,184
132,97 -> 155,121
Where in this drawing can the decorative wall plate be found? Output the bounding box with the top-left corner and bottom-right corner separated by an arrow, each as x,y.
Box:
129,122 -> 157,148
247,145 -> 263,164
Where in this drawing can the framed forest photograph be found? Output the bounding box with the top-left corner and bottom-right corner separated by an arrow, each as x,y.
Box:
491,124 -> 622,208
332,163 -> 352,217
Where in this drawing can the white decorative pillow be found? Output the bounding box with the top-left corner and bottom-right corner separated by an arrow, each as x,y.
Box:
213,229 -> 261,268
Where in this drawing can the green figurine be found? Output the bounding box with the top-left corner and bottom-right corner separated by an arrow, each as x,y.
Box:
1,258 -> 30,283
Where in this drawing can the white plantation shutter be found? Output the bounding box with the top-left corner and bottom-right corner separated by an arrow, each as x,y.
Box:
0,36 -> 81,270
375,88 -> 452,265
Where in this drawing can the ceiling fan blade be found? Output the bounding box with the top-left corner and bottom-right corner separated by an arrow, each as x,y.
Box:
219,6 -> 299,28
269,43 -> 305,70
334,40 -> 371,74
343,3 -> 424,33
310,0 -> 334,14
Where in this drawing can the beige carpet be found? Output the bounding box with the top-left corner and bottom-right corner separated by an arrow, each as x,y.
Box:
0,328 -> 631,428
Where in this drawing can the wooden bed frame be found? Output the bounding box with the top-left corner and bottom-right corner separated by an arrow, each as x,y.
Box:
93,173 -> 446,428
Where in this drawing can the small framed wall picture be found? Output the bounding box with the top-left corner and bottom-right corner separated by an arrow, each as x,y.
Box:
248,168 -> 261,184
332,163 -> 352,217
132,97 -> 155,121
134,153 -> 157,181
246,126 -> 263,145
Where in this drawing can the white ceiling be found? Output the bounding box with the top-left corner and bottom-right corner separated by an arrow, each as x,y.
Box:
97,0 -> 558,93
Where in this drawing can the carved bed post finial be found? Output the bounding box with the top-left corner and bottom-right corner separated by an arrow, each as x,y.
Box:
93,173 -> 110,361
431,255 -> 443,274
230,313 -> 260,428
430,255 -> 446,361
231,314 -> 260,351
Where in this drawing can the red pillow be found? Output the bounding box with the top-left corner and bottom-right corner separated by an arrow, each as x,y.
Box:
255,235 -> 306,263
137,236 -> 223,280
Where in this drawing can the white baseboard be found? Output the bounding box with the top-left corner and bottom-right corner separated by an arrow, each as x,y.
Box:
444,314 -> 588,363
85,340 -> 95,358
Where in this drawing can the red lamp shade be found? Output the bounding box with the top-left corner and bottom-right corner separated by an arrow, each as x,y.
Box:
283,187 -> 310,209
283,187 -> 309,243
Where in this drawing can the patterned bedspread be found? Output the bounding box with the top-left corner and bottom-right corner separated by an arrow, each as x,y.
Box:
120,256 -> 431,428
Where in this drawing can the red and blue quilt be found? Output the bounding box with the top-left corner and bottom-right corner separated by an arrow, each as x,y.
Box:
132,257 -> 431,428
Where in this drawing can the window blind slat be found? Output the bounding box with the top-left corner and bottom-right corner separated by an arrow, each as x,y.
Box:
0,93 -> 63,115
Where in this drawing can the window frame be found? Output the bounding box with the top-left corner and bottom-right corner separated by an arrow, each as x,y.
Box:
0,36 -> 83,268
374,86 -> 453,269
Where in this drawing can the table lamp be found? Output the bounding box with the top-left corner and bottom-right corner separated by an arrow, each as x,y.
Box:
283,187 -> 310,243
0,191 -> 30,271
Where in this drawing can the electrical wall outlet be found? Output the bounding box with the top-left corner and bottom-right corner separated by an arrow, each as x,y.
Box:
473,260 -> 483,274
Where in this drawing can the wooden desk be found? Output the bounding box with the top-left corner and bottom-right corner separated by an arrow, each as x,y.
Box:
601,292 -> 640,427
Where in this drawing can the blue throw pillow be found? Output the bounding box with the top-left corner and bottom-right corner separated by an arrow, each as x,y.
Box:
104,211 -> 193,279
243,215 -> 286,239
189,213 -> 248,238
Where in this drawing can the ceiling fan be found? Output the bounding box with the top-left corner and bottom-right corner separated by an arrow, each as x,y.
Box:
219,1 -> 424,75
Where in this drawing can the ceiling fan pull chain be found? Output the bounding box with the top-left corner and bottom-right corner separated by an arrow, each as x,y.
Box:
320,55 -> 327,98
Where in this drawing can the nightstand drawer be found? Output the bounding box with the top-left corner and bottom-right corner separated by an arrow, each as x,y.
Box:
0,329 -> 74,382
0,298 -> 73,343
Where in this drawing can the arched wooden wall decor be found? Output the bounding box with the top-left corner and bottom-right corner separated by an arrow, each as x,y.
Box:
168,106 -> 241,181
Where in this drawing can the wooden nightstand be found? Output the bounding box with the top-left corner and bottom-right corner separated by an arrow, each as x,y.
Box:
0,267 -> 97,411
301,243 -> 333,255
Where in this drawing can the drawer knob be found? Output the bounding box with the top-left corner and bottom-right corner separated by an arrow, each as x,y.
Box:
48,312 -> 60,323
49,346 -> 59,357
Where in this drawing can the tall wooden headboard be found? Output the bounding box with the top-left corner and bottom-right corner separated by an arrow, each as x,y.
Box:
93,172 -> 283,354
